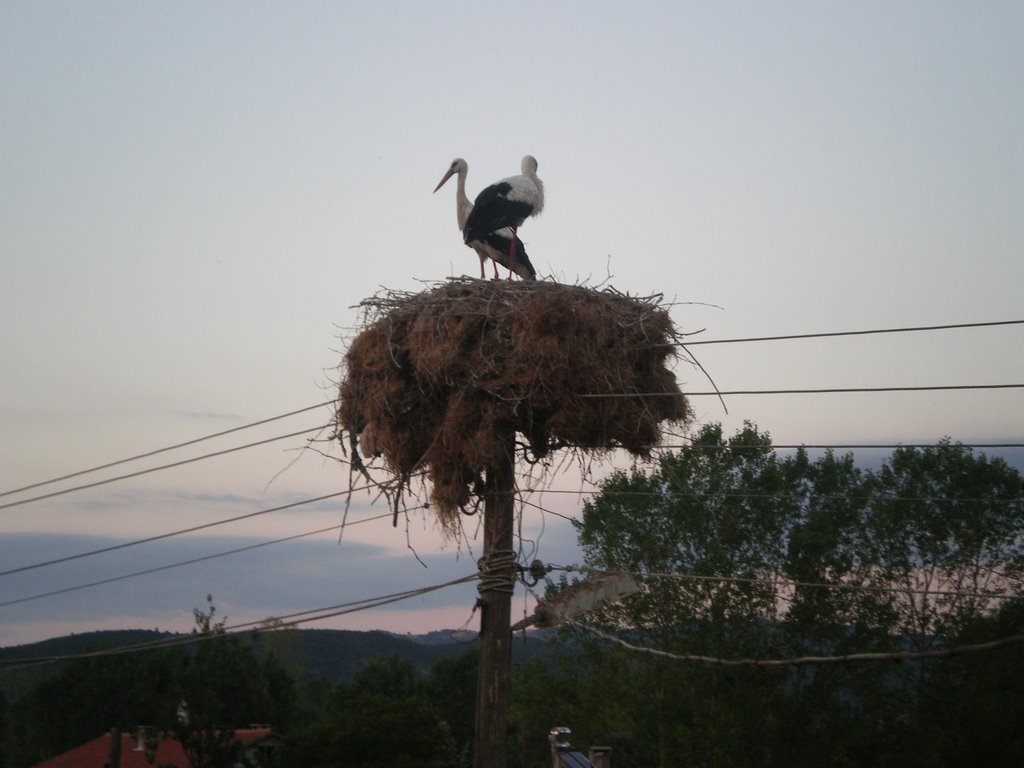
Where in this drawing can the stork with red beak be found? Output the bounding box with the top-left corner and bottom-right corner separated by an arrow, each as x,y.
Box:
433,157 -> 537,280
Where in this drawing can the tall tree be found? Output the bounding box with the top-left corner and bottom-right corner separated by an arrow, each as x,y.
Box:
569,422 -> 804,767
424,647 -> 478,764
538,424 -> 1024,768
577,422 -> 803,652
170,597 -> 287,768
282,653 -> 462,768
6,646 -> 183,767
864,441 -> 1024,643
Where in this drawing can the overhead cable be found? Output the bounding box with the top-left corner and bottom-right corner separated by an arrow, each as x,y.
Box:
585,383 -> 1024,398
0,488 -> 351,577
0,402 -> 336,500
530,487 -> 1024,505
6,319 -> 1021,502
655,442 -> 1024,450
0,425 -> 331,513
575,621 -> 1024,668
0,573 -> 479,670
683,319 -> 1024,346
0,512 -> 395,609
548,565 -> 1020,602
5,319 -> 1020,501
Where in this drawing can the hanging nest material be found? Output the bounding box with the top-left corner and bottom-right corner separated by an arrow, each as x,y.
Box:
336,278 -> 692,532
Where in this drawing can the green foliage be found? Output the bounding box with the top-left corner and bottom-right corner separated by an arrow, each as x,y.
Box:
281,650 -> 474,768
423,647 -> 478,756
864,441 -> 1024,641
1,625 -> 494,768
913,598 -> 1024,767
2,598 -> 299,768
348,654 -> 420,700
6,426 -> 1022,768
171,597 -> 291,768
576,422 -> 802,655
0,688 -> 7,768
5,646 -> 185,767
511,423 -> 1024,768
284,693 -> 458,768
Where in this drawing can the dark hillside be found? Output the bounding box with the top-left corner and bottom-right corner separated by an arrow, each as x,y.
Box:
0,627 -> 554,703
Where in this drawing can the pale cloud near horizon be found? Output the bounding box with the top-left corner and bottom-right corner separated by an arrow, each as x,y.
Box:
1,487 -> 585,646
0,530 -> 493,647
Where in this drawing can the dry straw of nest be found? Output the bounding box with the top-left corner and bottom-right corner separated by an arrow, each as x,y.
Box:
337,278 -> 692,530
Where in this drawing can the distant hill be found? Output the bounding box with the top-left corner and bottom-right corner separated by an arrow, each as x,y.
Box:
258,628 -> 483,680
0,629 -> 178,662
0,627 -> 555,703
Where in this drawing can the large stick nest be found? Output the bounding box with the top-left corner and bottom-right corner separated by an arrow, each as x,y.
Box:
337,278 -> 692,529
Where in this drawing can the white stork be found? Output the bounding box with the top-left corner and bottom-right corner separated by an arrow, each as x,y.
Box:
462,155 -> 544,279
433,157 -> 536,280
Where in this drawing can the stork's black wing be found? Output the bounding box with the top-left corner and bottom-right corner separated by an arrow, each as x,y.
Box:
463,181 -> 534,244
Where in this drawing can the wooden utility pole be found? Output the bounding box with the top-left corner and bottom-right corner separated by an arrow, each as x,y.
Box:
474,426 -> 516,768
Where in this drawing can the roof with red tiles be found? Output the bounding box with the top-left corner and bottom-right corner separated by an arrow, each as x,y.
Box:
32,727 -> 276,768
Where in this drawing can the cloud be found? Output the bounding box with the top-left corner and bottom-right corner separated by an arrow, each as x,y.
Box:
0,531 -> 483,647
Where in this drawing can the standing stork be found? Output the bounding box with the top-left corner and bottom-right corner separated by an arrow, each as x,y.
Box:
462,155 -> 544,279
433,157 -> 536,280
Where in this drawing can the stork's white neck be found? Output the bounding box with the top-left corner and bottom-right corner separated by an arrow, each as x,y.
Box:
455,167 -> 472,230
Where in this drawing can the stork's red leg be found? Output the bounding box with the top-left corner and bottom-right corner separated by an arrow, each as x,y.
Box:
508,228 -> 518,279
479,254 -> 486,279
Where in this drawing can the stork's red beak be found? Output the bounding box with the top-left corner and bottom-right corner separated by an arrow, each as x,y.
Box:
433,167 -> 456,193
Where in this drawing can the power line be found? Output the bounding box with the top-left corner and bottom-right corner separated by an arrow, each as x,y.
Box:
0,401 -> 337,500
0,489 -> 352,577
573,621 -> 1024,667
585,383 -> 1024,398
528,487 -> 1024,506
682,319 -> 1024,346
5,321 -> 1020,665
548,566 -> 1021,602
11,480 -> 1016,610
519,498 -> 577,524
5,319 -> 1020,504
0,424 -> 331,513
4,421 -> 1018,518
0,512 -> 397,609
656,442 -> 1024,451
5,343 -> 1021,513
7,321 -> 1022,496
260,573 -> 478,631
0,573 -> 479,670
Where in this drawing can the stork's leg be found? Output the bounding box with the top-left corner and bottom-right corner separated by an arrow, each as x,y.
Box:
478,253 -> 486,279
491,259 -> 500,280
508,229 -> 518,279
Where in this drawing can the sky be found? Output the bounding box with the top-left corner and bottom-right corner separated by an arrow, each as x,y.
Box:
2,1 -> 1023,648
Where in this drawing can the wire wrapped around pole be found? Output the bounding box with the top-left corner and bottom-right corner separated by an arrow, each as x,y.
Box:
477,550 -> 517,595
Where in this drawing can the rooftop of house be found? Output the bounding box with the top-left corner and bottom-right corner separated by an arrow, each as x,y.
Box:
32,726 -> 279,768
